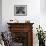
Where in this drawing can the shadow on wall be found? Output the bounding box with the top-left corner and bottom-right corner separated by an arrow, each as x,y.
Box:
40,0 -> 46,14
0,0 -> 2,32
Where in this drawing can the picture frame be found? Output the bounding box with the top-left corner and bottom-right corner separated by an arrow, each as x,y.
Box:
14,5 -> 27,16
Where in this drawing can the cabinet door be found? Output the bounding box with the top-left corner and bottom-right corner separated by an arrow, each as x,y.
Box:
11,31 -> 33,46
11,32 -> 28,46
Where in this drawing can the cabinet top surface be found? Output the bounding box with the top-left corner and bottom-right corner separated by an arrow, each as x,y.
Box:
7,23 -> 34,25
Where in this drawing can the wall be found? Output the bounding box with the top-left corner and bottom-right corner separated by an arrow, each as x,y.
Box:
40,0 -> 46,13
0,0 -> 2,32
40,0 -> 46,31
3,0 -> 46,46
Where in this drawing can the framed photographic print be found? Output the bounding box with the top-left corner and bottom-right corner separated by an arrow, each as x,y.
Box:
14,5 -> 27,16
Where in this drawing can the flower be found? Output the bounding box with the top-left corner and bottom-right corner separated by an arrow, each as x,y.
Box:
36,25 -> 45,41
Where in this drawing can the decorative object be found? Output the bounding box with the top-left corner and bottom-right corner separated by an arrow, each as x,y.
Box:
14,5 -> 27,16
1,31 -> 12,46
0,32 -> 5,46
25,20 -> 30,23
36,25 -> 45,46
8,19 -> 19,23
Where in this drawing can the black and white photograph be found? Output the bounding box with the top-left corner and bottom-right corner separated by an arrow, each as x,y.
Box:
14,5 -> 27,16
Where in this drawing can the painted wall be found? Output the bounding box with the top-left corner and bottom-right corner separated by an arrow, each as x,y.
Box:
2,0 -> 46,46
0,0 -> 2,32
40,0 -> 46,14
40,0 -> 46,31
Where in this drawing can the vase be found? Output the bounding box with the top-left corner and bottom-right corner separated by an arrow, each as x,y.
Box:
39,40 -> 45,46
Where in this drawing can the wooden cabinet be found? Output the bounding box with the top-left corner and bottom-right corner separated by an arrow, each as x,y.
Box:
7,23 -> 34,46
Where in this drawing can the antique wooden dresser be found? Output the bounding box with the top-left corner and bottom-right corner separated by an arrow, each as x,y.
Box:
7,23 -> 34,46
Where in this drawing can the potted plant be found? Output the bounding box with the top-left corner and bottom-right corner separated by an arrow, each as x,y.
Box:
36,25 -> 45,46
